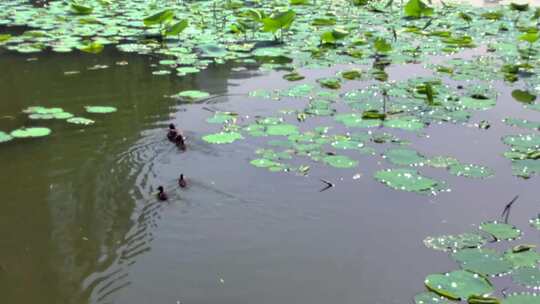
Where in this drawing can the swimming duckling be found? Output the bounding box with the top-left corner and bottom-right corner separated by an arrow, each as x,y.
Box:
167,124 -> 178,141
157,186 -> 168,201
175,134 -> 186,150
178,174 -> 187,188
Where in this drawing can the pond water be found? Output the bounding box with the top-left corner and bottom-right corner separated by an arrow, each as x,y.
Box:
1,1 -> 540,304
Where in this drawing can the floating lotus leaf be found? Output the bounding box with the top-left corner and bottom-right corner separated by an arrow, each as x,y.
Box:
511,159 -> 540,179
176,67 -> 200,75
202,132 -> 243,144
10,127 -> 51,138
452,248 -> 513,276
85,106 -> 117,113
0,131 -> 13,143
503,118 -> 540,131
459,97 -> 496,110
384,116 -> 425,131
426,156 -> 460,168
284,84 -> 314,97
512,267 -> 540,288
335,113 -> 381,128
283,71 -> 305,81
52,112 -> 74,119
448,163 -> 494,179
424,233 -> 487,252
331,139 -> 364,150
199,43 -> 228,58
383,148 -> 425,166
424,270 -> 493,300
257,117 -> 283,125
479,222 -> 521,240
23,106 -> 63,114
323,155 -> 358,168
502,293 -> 540,304
531,215 -> 540,231
374,169 -> 440,193
266,124 -> 299,136
503,134 -> 540,151
414,292 -> 452,304
504,249 -> 540,268
172,90 -> 211,102
67,117 -> 95,125
206,112 -> 236,124
250,158 -> 279,168
28,113 -> 54,120
152,70 -> 170,76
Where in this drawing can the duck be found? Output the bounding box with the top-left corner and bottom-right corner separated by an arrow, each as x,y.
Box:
167,123 -> 178,141
156,186 -> 168,201
175,134 -> 186,150
178,174 -> 187,188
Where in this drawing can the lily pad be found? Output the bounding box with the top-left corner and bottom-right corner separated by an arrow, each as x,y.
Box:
502,293 -> 540,304
448,163 -> 494,179
250,158 -> 279,168
10,127 -> 51,138
374,168 -> 440,194
479,222 -> 521,240
172,90 -> 211,102
426,156 -> 460,168
383,148 -> 425,166
503,134 -> 540,150
530,215 -> 540,231
85,106 -> 117,114
424,233 -> 487,252
504,249 -> 540,268
202,132 -> 243,144
67,117 -> 95,125
323,155 -> 358,168
266,124 -> 299,136
0,131 -> 13,143
335,113 -> 381,128
512,90 -> 537,104
206,112 -> 236,124
512,267 -> 540,288
424,270 -> 494,300
451,248 -> 513,276
414,292 -> 452,304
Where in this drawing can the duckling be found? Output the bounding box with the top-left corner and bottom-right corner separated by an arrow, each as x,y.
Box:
167,123 -> 178,141
156,186 -> 168,201
178,174 -> 187,188
175,134 -> 186,150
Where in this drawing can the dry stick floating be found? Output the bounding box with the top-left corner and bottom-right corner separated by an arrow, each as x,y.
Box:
501,195 -> 519,224
319,178 -> 335,192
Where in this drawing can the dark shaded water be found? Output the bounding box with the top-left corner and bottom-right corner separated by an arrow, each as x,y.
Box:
0,46 -> 538,304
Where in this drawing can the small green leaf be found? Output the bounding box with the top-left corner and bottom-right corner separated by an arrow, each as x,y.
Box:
143,9 -> 175,26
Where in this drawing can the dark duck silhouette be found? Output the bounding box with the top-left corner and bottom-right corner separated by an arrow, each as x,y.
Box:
178,174 -> 187,188
175,134 -> 186,150
167,124 -> 178,141
156,186 -> 168,201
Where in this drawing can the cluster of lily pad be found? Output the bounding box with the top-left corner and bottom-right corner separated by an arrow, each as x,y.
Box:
419,218 -> 540,304
502,133 -> 540,179
0,105 -> 117,144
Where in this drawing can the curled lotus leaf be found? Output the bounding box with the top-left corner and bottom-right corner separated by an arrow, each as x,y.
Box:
172,90 -> 211,102
502,293 -> 540,304
479,221 -> 521,240
85,106 -> 117,114
383,148 -> 425,166
0,131 -> 13,143
424,270 -> 494,300
451,248 -> 513,276
374,168 -> 440,193
504,249 -> 540,268
323,155 -> 358,168
423,233 -> 487,252
512,267 -> 540,288
202,132 -> 243,144
448,163 -> 494,179
67,117 -> 95,125
414,292 -> 452,304
10,127 -> 51,138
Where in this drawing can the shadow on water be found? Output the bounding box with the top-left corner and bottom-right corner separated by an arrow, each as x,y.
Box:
0,45 -> 243,303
